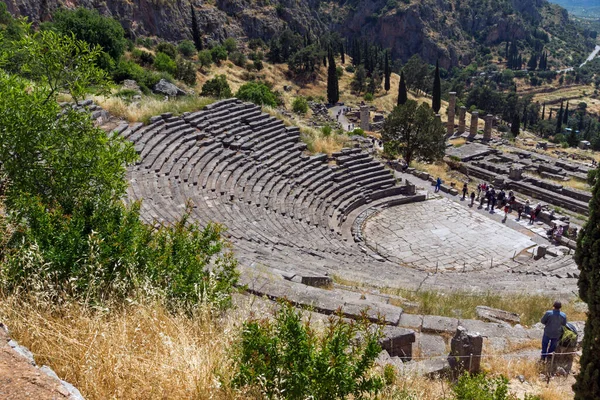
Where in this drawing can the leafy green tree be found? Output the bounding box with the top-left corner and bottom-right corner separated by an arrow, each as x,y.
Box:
351,65 -> 367,94
432,60 -> 441,113
175,57 -> 197,85
563,102 -> 570,125
382,100 -> 446,166
156,42 -> 178,59
201,74 -> 233,98
190,4 -> 203,51
235,81 -> 277,107
327,48 -> 339,104
50,7 -> 126,61
0,73 -> 133,213
198,49 -> 212,69
11,29 -> 109,104
154,52 -> 177,75
178,40 -> 196,57
223,37 -> 237,53
0,26 -> 239,309
398,71 -> 408,105
232,302 -> 384,399
210,45 -> 228,64
573,167 -> 600,399
292,96 -> 309,114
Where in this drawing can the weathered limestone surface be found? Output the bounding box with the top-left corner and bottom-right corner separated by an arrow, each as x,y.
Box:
458,106 -> 466,134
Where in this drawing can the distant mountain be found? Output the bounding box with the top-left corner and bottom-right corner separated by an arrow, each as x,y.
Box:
4,0 -> 596,68
548,0 -> 600,17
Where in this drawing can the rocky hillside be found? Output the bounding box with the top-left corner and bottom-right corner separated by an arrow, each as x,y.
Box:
4,0 -> 594,68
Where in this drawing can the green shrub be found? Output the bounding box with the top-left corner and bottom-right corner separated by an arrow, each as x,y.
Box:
201,74 -> 233,99
131,48 -> 154,66
292,96 -> 309,114
175,57 -> 197,85
116,88 -> 139,99
231,302 -> 384,399
198,49 -> 213,69
112,60 -> 160,92
156,42 -> 178,59
51,7 -> 126,61
253,59 -> 264,71
210,45 -> 228,64
452,373 -> 513,400
248,38 -> 265,50
345,64 -> 356,73
364,92 -> 374,101
322,125 -> 333,136
154,52 -> 177,75
336,66 -> 344,78
229,51 -> 247,67
235,81 -> 277,107
178,40 -> 196,57
351,128 -> 366,136
223,37 -> 237,53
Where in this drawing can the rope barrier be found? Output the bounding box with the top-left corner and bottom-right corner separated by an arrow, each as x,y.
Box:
403,351 -> 580,361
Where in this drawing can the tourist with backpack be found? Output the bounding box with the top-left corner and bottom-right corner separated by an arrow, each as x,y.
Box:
540,301 -> 567,361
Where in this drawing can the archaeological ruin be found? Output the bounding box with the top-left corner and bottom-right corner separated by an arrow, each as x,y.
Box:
112,97 -> 587,374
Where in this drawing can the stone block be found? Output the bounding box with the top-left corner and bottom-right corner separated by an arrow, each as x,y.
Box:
448,326 -> 483,375
416,333 -> 447,357
380,326 -> 416,360
422,315 -> 459,334
475,306 -> 520,325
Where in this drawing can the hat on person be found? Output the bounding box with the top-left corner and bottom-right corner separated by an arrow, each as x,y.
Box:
553,301 -> 562,309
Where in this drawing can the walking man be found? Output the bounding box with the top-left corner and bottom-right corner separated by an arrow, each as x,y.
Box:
470,191 -> 475,207
435,177 -> 442,193
462,182 -> 468,200
540,301 -> 567,361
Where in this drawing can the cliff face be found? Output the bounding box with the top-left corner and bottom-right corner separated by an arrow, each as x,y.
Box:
3,0 -> 590,68
4,0 -> 324,44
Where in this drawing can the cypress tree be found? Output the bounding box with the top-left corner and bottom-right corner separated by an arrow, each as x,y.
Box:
527,53 -> 538,71
511,114 -> 520,136
549,109 -> 553,120
340,43 -> 345,64
564,102 -> 570,125
384,51 -> 391,93
327,48 -> 339,105
432,60 -> 441,113
556,101 -> 564,133
573,169 -> 600,399
398,71 -> 407,106
191,3 -> 203,51
542,103 -> 546,120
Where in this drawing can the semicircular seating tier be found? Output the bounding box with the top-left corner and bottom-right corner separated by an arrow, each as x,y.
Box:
120,98 -> 579,295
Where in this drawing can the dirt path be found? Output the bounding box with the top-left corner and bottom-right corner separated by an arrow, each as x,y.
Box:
0,325 -> 72,400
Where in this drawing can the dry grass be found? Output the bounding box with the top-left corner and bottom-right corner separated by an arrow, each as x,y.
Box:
411,161 -> 477,193
332,274 -> 587,327
0,296 -> 244,400
449,137 -> 467,147
94,95 -> 215,123
0,292 -> 580,400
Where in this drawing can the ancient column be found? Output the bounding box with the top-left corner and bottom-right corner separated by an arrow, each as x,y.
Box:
360,105 -> 369,131
458,106 -> 466,134
483,114 -> 493,140
469,112 -> 479,137
447,92 -> 456,136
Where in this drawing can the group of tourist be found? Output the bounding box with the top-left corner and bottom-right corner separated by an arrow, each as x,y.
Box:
438,178 -> 546,223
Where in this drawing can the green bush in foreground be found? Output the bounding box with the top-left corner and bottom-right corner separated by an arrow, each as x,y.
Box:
453,372 -> 514,400
232,302 -> 384,399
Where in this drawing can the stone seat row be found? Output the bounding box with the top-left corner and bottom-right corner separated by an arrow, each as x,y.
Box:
123,99 -> 420,279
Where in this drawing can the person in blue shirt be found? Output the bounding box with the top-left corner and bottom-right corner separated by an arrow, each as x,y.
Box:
435,177 -> 442,193
540,301 -> 567,361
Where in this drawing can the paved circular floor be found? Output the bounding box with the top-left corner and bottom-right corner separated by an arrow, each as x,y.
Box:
363,198 -> 537,272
